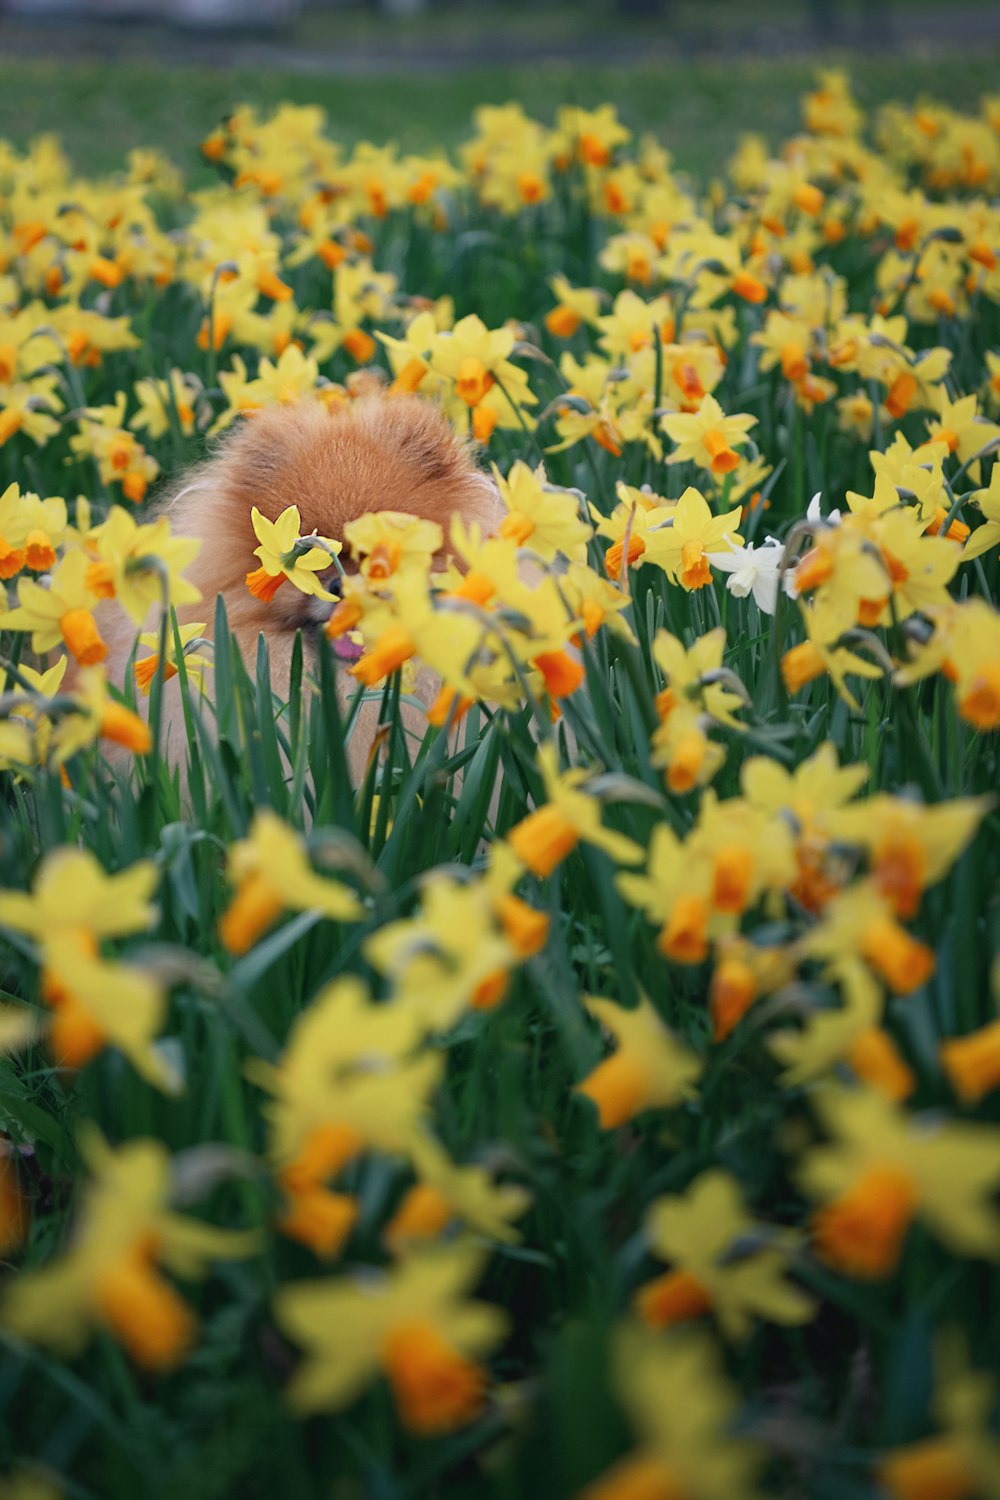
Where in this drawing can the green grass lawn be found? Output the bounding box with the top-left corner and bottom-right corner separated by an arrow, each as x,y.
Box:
0,49 -> 997,182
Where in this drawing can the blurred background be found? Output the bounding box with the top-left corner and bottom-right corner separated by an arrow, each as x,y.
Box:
0,0 -> 997,180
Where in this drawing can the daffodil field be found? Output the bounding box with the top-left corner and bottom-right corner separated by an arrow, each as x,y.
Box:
2,70 -> 1000,1500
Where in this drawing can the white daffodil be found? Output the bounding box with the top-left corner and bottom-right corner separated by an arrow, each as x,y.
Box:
706,537 -> 796,614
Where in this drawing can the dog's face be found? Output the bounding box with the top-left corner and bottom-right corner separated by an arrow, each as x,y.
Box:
175,394 -> 500,643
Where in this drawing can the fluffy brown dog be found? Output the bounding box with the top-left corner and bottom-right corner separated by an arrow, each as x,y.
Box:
100,394 -> 500,771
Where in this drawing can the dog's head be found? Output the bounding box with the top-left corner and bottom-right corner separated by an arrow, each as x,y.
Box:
171,393 -> 501,635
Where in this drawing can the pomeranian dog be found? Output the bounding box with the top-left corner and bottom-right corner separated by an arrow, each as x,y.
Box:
100,393 -> 501,774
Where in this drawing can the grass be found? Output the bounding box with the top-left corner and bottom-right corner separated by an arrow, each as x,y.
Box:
0,49 -> 998,181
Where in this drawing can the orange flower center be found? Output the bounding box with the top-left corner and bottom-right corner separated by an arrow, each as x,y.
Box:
605,532 -> 645,578
95,1246 -> 194,1372
658,894 -> 710,964
0,536 -> 26,579
279,1187 -> 358,1260
24,529 -> 56,572
508,804 -> 580,878
702,428 -> 740,475
709,957 -> 758,1041
940,1019 -> 1000,1105
711,845 -> 755,914
218,869 -> 285,955
846,1027 -> 915,1103
384,1184 -> 453,1253
381,1320 -> 487,1435
534,649 -> 585,699
635,1268 -> 713,1328
349,625 -> 418,687
859,915 -> 935,994
499,509 -> 536,546
666,727 -> 707,794
455,357 -> 495,408
366,540 -> 402,582
100,702 -> 152,756
812,1164 -> 917,1279
545,306 -> 581,339
497,894 -> 550,958
781,641 -> 825,694
780,342 -> 809,382
958,662 -> 1000,730
578,1051 -> 652,1130
680,540 -> 712,590
60,608 -> 108,666
343,328 -> 376,365
245,565 -> 287,602
873,833 -> 927,919
389,356 -> 428,395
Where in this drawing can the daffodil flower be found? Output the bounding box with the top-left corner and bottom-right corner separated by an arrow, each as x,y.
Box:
245,504 -> 341,603
275,1242 -> 507,1429
706,536 -> 796,615
580,1324 -> 764,1500
3,1133 -> 258,1371
800,1086 -> 1000,1278
506,742 -> 644,878
576,992 -> 701,1128
636,1170 -> 814,1340
219,810 -> 363,954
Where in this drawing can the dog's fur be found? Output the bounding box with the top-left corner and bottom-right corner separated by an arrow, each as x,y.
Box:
100,395 -> 501,772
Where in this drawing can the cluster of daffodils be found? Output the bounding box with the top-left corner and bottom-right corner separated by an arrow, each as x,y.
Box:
2,74 -> 1000,1500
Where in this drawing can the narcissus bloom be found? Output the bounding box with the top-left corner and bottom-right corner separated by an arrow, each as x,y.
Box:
385,1134 -> 530,1251
962,462 -> 1000,560
800,1087 -> 1000,1278
636,1170 -> 814,1340
507,742 -> 644,878
660,395 -> 757,478
3,1133 -> 257,1370
219,810 -> 363,954
0,847 -> 157,947
246,977 -> 434,1256
0,547 -> 108,664
0,482 -> 67,578
494,460 -> 592,563
802,879 -> 935,994
88,504 -> 202,623
364,871 -> 522,1031
51,667 -> 153,762
576,992 -> 701,1128
580,1325 -> 763,1500
648,486 -> 744,591
274,1242 -> 507,1429
134,622 -> 211,696
245,504 -> 341,602
832,792 -> 989,918
706,536 -> 795,615
0,847 -> 174,1083
342,509 -> 442,582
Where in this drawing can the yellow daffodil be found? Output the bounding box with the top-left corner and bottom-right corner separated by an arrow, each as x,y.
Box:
636,1170 -> 814,1340
801,1086 -> 1000,1277
219,810 -> 362,954
660,394 -> 757,479
274,1242 -> 507,1429
507,742 -> 644,878
580,1324 -> 763,1500
494,460 -> 593,563
245,503 -> 341,602
3,1133 -> 257,1370
576,992 -> 701,1128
